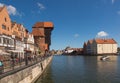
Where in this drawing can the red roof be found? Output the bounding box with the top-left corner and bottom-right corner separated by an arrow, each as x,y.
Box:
33,22 -> 54,29
95,39 -> 117,44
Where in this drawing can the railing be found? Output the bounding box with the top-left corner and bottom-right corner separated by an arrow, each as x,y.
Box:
0,55 -> 51,78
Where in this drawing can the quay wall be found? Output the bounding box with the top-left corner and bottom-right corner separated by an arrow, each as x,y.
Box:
0,56 -> 53,83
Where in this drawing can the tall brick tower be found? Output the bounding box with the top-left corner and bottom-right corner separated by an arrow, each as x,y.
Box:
32,22 -> 54,53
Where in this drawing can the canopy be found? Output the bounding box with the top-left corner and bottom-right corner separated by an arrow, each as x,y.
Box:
0,50 -> 10,55
7,50 -> 24,53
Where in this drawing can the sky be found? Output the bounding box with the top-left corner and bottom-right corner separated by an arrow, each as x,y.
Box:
0,0 -> 120,50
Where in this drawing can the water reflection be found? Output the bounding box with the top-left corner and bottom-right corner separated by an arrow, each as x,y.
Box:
36,55 -> 120,83
35,64 -> 54,83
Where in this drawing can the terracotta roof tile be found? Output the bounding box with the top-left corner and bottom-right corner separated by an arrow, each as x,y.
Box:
95,39 -> 117,44
33,22 -> 54,29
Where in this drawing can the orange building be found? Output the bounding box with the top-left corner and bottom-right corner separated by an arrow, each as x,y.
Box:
0,6 -> 12,35
32,22 -> 54,52
11,22 -> 26,40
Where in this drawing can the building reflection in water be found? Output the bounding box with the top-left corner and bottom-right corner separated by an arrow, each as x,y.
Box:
97,55 -> 119,83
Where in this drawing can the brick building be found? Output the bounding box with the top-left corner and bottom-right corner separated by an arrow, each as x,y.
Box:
0,6 -> 14,51
32,22 -> 54,53
0,6 -> 12,35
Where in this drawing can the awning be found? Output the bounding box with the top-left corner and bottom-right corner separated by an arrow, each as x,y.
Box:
7,50 -> 24,53
0,50 -> 10,55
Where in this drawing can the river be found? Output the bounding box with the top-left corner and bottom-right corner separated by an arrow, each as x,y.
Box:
35,55 -> 120,83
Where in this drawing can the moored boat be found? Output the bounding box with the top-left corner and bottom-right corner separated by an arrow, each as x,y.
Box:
100,56 -> 110,61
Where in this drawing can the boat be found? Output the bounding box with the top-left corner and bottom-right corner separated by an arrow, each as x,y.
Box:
100,56 -> 110,61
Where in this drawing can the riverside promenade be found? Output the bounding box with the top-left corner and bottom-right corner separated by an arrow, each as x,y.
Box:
0,55 -> 53,83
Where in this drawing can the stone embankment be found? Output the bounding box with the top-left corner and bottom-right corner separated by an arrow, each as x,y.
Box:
0,56 -> 53,83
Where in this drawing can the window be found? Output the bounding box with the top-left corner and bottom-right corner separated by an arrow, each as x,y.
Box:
8,39 -> 13,45
8,27 -> 9,31
0,37 -> 1,43
3,38 -> 8,44
2,25 -> 6,30
5,18 -> 7,22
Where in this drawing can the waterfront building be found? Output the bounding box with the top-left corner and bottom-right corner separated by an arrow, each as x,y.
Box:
11,22 -> 25,59
0,5 -> 53,59
84,38 -> 118,55
93,39 -> 117,55
24,33 -> 35,57
83,42 -> 87,54
32,22 -> 54,54
0,6 -> 12,36
86,40 -> 93,54
0,6 -> 14,55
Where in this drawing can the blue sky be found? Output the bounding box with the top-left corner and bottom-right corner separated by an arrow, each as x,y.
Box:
0,0 -> 120,50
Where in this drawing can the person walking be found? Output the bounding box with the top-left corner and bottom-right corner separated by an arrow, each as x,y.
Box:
0,60 -> 3,74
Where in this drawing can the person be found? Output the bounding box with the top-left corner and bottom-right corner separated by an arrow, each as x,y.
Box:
0,60 -> 3,74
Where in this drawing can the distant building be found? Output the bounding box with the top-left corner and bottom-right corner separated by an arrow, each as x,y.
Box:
32,22 -> 54,54
64,47 -> 83,55
84,38 -> 118,55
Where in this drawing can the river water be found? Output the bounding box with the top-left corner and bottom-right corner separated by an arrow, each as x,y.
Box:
35,55 -> 120,83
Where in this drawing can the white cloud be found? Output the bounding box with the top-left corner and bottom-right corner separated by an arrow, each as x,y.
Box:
37,2 -> 45,10
0,3 -> 4,7
117,11 -> 120,15
74,34 -> 79,38
7,5 -> 17,15
0,3 -> 21,16
112,0 -> 115,4
96,31 -> 109,37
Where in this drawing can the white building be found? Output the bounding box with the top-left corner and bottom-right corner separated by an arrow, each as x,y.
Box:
24,33 -> 35,56
85,38 -> 117,55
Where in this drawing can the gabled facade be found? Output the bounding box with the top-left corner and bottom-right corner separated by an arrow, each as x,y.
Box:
0,6 -> 12,35
10,23 -> 26,58
86,40 -> 93,54
84,38 -> 118,55
83,42 -> 87,54
0,6 -> 14,51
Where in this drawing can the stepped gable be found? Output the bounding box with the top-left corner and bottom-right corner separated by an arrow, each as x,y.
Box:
87,39 -> 93,44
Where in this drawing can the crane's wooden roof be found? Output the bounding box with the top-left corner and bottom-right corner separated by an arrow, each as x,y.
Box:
33,22 -> 54,29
